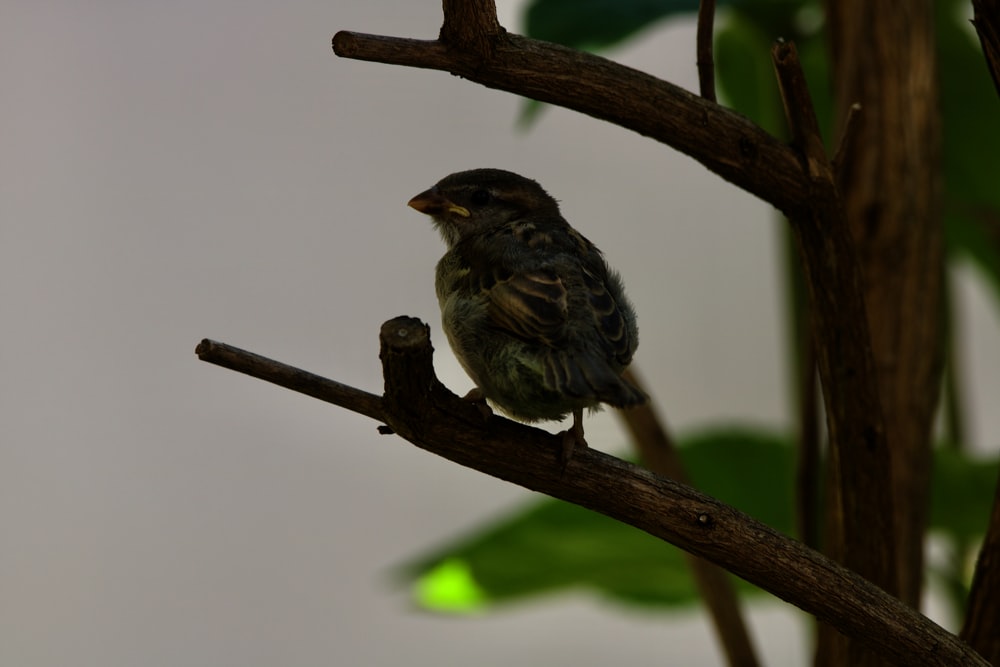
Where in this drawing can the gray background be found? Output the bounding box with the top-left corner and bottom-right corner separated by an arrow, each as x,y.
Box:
3,1 -> 998,665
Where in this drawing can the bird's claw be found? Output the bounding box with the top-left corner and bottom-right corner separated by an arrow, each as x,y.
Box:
559,408 -> 588,470
462,387 -> 494,422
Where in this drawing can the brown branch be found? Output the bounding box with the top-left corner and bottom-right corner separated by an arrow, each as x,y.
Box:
439,0 -> 501,58
961,3 -> 1000,657
795,338 -> 820,550
195,339 -> 385,422
973,0 -> 1000,97
830,102 -> 861,182
193,320 -> 986,666
618,369 -> 759,667
696,0 -> 717,102
773,40 -> 902,667
332,32 -> 810,215
772,41 -> 896,599
961,466 -> 1000,663
826,0 -> 944,616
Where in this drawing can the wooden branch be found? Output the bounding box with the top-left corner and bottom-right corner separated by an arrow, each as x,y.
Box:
618,370 -> 759,667
696,0 -> 718,102
826,0 -> 944,615
973,0 -> 1000,97
772,41 -> 896,600
961,5 -> 1000,657
193,319 -> 987,667
439,0 -> 501,58
961,466 -> 1000,663
195,339 -> 385,422
795,337 -> 820,550
332,32 -> 811,216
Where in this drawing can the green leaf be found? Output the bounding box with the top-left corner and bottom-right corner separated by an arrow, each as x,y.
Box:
714,5 -> 829,141
713,13 -> 785,136
521,0 -> 810,52
930,447 -> 999,543
523,0 -> 703,52
399,426 -> 999,614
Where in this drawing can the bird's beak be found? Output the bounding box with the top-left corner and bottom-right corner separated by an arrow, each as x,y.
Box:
407,188 -> 470,217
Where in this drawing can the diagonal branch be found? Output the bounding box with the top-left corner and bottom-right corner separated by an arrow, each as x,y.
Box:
773,41 -> 896,667
332,32 -> 809,215
618,370 -> 759,667
961,466 -> 1000,663
696,0 -> 718,102
973,0 -> 1000,96
772,40 -> 895,590
961,3 -> 1000,658
194,319 -> 986,667
196,339 -> 385,421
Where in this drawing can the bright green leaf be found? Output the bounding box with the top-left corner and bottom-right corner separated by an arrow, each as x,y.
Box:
415,558 -> 489,613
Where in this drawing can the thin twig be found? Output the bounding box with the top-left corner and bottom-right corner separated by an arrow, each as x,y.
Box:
831,102 -> 861,182
196,339 -> 385,422
696,0 -> 717,102
193,322 -> 986,666
795,336 -> 821,550
618,369 -> 759,667
973,0 -> 1000,97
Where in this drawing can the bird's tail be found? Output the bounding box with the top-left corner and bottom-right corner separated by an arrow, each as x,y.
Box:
543,351 -> 647,408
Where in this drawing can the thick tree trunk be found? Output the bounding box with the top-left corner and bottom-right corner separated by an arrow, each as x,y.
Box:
819,1 -> 944,664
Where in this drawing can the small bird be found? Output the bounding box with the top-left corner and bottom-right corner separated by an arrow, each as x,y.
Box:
408,168 -> 645,463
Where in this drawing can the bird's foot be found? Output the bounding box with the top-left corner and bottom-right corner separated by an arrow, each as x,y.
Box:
462,387 -> 493,422
559,409 -> 588,470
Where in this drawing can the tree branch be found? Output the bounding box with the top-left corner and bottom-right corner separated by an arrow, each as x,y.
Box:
193,319 -> 987,667
618,370 -> 759,667
773,41 -> 898,667
825,0 -> 944,616
195,339 -> 385,422
696,0 -> 718,102
772,39 -> 896,593
439,0 -> 501,57
332,32 -> 810,215
960,3 -> 1000,658
961,466 -> 1000,663
972,0 -> 1000,96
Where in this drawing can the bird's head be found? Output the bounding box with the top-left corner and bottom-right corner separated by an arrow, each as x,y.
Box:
408,168 -> 561,247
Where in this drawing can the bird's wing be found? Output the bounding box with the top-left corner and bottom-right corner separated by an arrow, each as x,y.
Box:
580,266 -> 634,366
484,266 -> 569,345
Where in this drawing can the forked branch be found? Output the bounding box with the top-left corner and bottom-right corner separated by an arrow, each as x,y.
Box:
332,29 -> 810,214
195,321 -> 985,667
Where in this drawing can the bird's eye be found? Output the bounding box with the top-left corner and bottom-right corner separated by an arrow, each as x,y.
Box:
470,189 -> 491,206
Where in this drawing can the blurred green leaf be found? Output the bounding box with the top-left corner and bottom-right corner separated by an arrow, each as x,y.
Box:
713,13 -> 784,136
399,427 -> 998,614
713,4 -> 828,140
931,447 -> 999,543
524,0 -> 703,51
518,0 -> 709,125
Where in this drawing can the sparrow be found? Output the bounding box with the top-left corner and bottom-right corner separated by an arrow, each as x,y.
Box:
407,168 -> 644,463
